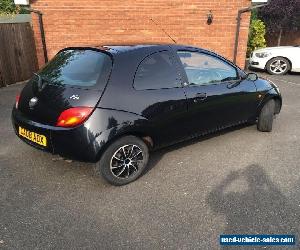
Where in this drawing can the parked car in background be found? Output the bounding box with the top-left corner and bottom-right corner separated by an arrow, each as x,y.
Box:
249,46 -> 300,75
12,44 -> 282,185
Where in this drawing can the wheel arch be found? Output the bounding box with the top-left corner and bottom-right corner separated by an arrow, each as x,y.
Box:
110,131 -> 154,149
93,126 -> 155,162
273,96 -> 282,114
257,91 -> 282,117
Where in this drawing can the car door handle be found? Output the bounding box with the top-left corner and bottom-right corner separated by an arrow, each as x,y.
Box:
194,93 -> 207,102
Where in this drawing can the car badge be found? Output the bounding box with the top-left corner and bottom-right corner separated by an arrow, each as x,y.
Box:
29,97 -> 38,109
70,94 -> 80,100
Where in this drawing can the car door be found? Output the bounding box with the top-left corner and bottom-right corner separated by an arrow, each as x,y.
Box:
132,50 -> 189,147
175,50 -> 258,136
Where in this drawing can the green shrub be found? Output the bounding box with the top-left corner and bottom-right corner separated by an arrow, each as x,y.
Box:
0,0 -> 20,16
247,19 -> 267,57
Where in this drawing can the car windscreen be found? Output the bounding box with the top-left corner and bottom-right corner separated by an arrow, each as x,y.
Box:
38,49 -> 112,88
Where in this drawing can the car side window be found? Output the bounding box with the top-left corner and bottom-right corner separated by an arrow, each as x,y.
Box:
134,51 -> 181,90
177,51 -> 239,86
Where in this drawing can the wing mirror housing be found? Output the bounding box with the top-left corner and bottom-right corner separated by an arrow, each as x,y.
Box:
245,72 -> 258,81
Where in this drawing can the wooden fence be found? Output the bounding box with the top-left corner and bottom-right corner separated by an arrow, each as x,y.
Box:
0,22 -> 38,87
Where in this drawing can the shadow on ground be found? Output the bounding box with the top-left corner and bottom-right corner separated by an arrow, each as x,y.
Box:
206,164 -> 300,249
144,123 -> 254,175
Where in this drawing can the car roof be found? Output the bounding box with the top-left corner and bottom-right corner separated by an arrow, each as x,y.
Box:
91,43 -> 199,54
64,43 -> 220,57
62,43 -> 243,72
88,43 -> 243,72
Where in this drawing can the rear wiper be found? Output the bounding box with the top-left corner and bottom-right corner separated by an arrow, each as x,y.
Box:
33,73 -> 48,82
33,73 -> 48,91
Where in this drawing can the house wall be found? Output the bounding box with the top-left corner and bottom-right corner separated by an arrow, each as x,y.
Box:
30,0 -> 251,69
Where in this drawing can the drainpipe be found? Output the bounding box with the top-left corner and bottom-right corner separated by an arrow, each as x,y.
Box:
25,8 -> 48,63
233,3 -> 268,65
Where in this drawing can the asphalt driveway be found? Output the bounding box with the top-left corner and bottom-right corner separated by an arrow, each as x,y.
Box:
0,73 -> 299,249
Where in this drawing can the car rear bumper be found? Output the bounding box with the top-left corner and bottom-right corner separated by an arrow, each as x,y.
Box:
11,107 -> 100,162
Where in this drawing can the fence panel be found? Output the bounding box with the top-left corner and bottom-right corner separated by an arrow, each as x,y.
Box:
0,22 -> 38,87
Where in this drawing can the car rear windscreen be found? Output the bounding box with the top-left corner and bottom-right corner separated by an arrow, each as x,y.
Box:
38,49 -> 112,88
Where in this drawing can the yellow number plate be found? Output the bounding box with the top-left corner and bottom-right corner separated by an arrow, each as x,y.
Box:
18,126 -> 47,147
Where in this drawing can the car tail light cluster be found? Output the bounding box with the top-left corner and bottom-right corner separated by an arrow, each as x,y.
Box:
56,107 -> 93,127
15,95 -> 20,109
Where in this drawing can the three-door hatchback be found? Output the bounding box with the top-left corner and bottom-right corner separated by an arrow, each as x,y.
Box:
12,44 -> 282,185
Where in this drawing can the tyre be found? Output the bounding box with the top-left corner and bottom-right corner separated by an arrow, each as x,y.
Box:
257,99 -> 275,132
96,135 -> 149,186
266,57 -> 290,75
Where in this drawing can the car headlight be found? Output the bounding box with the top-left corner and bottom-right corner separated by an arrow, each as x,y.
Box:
255,52 -> 271,58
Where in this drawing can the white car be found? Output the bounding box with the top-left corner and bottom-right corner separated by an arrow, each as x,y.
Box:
249,46 -> 300,75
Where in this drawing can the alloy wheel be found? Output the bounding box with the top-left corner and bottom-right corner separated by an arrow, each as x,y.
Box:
269,59 -> 288,74
110,144 -> 144,179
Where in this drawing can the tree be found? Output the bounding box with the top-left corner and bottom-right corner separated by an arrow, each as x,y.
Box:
259,0 -> 300,46
0,0 -> 29,16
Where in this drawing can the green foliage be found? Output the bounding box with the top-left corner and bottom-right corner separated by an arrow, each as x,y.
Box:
247,19 -> 266,57
19,7 -> 30,14
250,9 -> 258,22
0,0 -> 20,16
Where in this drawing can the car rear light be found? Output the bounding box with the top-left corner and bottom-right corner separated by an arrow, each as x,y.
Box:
56,107 -> 93,127
15,94 -> 20,109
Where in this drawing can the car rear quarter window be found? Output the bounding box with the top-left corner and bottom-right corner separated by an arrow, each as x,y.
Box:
134,51 -> 181,90
38,49 -> 112,88
177,51 -> 238,86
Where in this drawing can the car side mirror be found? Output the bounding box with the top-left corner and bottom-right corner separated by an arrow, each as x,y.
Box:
245,72 -> 258,81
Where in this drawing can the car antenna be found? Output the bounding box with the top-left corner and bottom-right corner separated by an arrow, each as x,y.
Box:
150,18 -> 177,44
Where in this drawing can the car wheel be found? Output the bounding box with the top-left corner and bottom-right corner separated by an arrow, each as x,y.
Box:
96,135 -> 149,186
257,99 -> 275,132
266,57 -> 290,75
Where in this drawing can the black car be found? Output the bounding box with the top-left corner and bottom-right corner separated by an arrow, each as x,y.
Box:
12,44 -> 282,185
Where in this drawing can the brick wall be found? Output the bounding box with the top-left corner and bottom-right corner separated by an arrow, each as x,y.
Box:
30,0 -> 251,69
